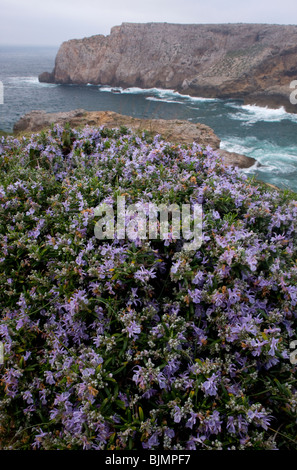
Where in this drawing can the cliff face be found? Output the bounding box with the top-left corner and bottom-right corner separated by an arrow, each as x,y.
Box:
39,23 -> 297,111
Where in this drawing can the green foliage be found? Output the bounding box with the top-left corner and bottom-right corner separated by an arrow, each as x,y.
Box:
0,124 -> 297,450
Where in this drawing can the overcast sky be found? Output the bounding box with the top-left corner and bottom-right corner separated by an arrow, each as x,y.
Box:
1,0 -> 297,46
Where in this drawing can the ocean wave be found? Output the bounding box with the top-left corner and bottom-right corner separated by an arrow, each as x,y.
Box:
97,84 -> 219,104
255,152 -> 297,174
145,96 -> 184,104
221,136 -> 297,175
220,136 -> 259,155
6,76 -> 57,87
7,76 -> 39,84
183,95 -> 218,103
99,86 -> 123,93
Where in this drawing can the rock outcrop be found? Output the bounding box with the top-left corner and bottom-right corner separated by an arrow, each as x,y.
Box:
39,23 -> 297,112
13,109 -> 256,169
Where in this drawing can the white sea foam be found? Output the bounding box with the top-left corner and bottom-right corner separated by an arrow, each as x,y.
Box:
145,97 -> 184,104
147,88 -> 218,103
220,137 -> 254,156
8,76 -> 39,84
7,76 -> 57,87
97,84 -> 219,105
228,103 -> 297,124
99,86 -> 123,93
183,95 -> 217,102
221,136 -> 297,175
122,87 -> 154,94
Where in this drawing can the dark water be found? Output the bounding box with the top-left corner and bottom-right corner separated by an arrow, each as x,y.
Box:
1,45 -> 297,191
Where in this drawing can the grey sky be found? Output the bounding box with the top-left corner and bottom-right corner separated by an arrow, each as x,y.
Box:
1,0 -> 297,46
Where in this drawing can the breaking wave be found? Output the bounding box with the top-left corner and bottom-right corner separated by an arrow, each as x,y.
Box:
98,85 -> 219,105
227,103 -> 297,124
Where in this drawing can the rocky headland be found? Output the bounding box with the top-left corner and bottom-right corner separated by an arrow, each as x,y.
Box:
13,109 -> 256,169
39,22 -> 297,112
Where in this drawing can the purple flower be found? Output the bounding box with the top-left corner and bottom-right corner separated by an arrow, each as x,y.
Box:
156,372 -> 167,389
23,351 -> 31,361
202,373 -> 219,396
192,270 -> 204,285
32,429 -> 48,449
23,390 -> 34,404
134,266 -> 157,283
204,410 -> 222,435
219,249 -> 236,266
126,321 -> 141,339
237,415 -> 248,434
142,388 -> 157,399
188,288 -> 202,304
39,389 -> 47,405
142,432 -> 160,449
268,337 -> 279,356
173,405 -> 182,423
228,288 -> 241,305
164,428 -> 175,439
247,409 -> 272,430
186,412 -> 198,429
227,416 -> 236,434
44,371 -> 55,385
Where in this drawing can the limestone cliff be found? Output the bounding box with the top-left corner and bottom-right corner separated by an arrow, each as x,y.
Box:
39,23 -> 297,112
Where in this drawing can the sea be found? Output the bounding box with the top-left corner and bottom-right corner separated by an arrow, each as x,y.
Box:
1,45 -> 297,192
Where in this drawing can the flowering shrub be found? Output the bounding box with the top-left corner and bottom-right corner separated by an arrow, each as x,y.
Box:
0,124 -> 297,450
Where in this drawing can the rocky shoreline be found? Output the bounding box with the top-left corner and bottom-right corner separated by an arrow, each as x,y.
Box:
13,109 -> 257,169
39,23 -> 297,113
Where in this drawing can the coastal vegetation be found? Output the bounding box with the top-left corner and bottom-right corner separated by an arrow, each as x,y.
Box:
0,123 -> 297,450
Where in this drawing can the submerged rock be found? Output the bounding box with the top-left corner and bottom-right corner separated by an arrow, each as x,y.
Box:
38,71 -> 55,83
